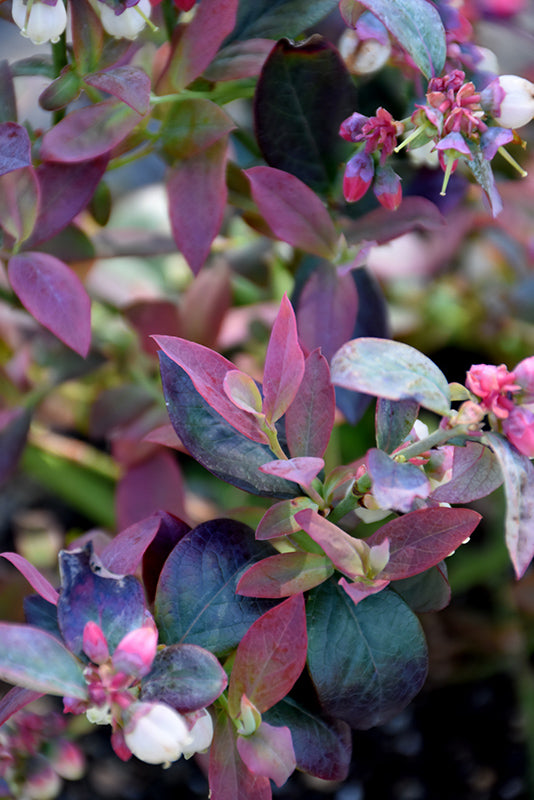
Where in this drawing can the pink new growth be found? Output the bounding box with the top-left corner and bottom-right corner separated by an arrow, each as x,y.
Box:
465,363 -> 519,418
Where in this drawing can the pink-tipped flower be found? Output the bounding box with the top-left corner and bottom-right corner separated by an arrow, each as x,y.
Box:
503,405 -> 534,457
112,626 -> 158,679
123,702 -> 192,765
82,621 -> 110,665
373,164 -> 402,210
343,151 -> 374,202
513,356 -> 534,402
48,740 -> 85,781
466,363 -> 519,418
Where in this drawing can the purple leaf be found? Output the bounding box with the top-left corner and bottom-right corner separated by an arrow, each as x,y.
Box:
366,507 -> 482,580
259,457 -> 324,490
57,546 -> 147,657
84,66 -> 151,115
236,552 -> 334,598
0,552 -> 59,605
209,710 -> 271,800
140,643 -> 228,712
245,166 -> 338,258
367,448 -> 431,512
161,0 -> 238,91
262,294 -> 305,423
345,196 -> 445,246
285,349 -> 335,458
154,335 -> 268,444
115,450 -> 187,530
237,722 -> 295,787
0,122 -> 31,177
28,156 -> 109,246
40,100 -> 143,162
255,497 -> 319,540
8,252 -> 91,357
0,166 -> 39,244
228,594 -> 307,716
331,337 -> 451,415
431,442 -> 503,504
0,624 -> 87,698
142,512 -> 191,604
294,509 -> 366,579
485,432 -> 534,578
0,687 -> 44,727
100,514 -> 162,575
296,261 -> 359,362
166,137 -> 228,275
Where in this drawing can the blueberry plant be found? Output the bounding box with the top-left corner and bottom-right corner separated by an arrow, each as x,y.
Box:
0,0 -> 533,797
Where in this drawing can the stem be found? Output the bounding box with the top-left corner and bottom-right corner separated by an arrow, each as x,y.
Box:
150,80 -> 256,108
395,424 -> 472,461
51,29 -> 68,77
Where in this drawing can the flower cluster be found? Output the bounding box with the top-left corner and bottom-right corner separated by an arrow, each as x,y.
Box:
466,357 -> 534,456
0,708 -> 84,799
64,621 -> 213,767
11,0 -> 154,45
340,108 -> 404,209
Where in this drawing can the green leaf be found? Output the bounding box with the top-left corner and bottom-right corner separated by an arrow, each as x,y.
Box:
331,337 -> 451,415
340,0 -> 446,79
306,581 -> 428,728
254,37 -> 358,194
226,0 -> 340,42
0,624 -> 87,699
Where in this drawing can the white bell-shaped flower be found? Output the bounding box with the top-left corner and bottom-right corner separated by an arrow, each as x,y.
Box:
11,0 -> 67,45
98,0 -> 152,40
124,702 -> 192,766
492,75 -> 534,128
182,709 -> 214,759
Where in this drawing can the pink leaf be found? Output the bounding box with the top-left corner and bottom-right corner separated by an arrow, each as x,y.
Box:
153,335 -> 268,444
40,100 -> 143,162
209,711 -> 271,800
262,294 -> 305,423
115,450 -> 187,530
228,594 -> 307,716
366,506 -> 482,580
236,552 -> 334,597
237,722 -> 295,787
0,686 -> 44,727
164,0 -> 238,90
84,66 -> 151,115
295,508 -> 368,579
100,514 -> 162,575
339,576 -> 390,607
224,370 -> 264,415
285,349 -> 335,458
0,122 -> 31,177
8,252 -> 91,357
255,497 -> 319,540
166,137 -> 228,274
259,457 -> 324,490
180,259 -> 231,347
245,166 -> 338,258
0,552 -> 59,605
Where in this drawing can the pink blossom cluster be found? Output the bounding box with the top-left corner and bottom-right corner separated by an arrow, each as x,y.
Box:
466,357 -> 534,456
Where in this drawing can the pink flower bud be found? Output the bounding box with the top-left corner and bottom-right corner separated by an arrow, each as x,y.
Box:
343,152 -> 374,202
48,740 -> 85,781
123,702 -> 192,765
373,164 -> 402,210
11,0 -> 67,45
82,621 -> 109,665
465,363 -> 519,418
503,406 -> 534,457
112,626 -> 158,679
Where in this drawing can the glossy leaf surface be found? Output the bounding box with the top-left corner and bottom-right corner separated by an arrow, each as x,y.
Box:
306,582 -> 428,728
8,253 -> 91,357
154,519 -> 276,656
375,398 -> 420,453
331,338 -> 451,415
392,563 -> 451,613
431,442 -> 503,503
226,0 -> 339,41
0,625 -> 87,699
141,643 -> 228,712
254,37 -> 356,193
